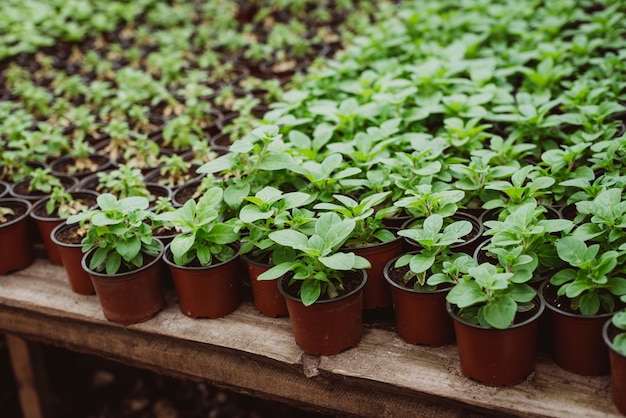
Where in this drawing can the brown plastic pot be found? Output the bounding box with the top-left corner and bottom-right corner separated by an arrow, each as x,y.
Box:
30,190 -> 98,266
278,270 -> 367,356
163,244 -> 241,319
50,223 -> 95,295
603,319 -> 626,415
0,198 -> 34,275
82,243 -> 165,325
541,281 -> 611,375
352,234 -> 404,310
242,255 -> 288,317
0,181 -> 8,199
384,256 -> 455,346
447,296 -> 544,386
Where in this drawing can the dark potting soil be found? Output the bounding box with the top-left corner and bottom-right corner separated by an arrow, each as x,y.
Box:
0,202 -> 27,223
0,336 -> 332,418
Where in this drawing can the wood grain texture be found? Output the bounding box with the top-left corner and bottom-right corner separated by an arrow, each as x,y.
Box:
0,259 -> 620,417
5,335 -> 52,418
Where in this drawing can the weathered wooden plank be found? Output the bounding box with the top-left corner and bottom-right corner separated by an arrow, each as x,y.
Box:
5,334 -> 53,418
0,259 -> 620,417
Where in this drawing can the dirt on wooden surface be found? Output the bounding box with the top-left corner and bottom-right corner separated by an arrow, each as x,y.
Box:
0,336 -> 332,418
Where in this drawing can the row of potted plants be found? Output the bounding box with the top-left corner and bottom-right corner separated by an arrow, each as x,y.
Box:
2,0 -> 626,413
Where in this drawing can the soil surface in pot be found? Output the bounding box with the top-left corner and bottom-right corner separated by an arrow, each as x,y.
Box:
33,195 -> 99,219
0,204 -> 27,223
54,223 -> 86,245
386,264 -> 452,291
542,282 -> 626,315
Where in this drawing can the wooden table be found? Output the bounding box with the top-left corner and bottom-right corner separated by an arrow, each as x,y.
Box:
0,258 -> 620,418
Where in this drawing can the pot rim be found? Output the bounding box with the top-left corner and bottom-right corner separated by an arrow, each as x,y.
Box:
81,239 -> 164,279
383,251 -> 453,295
603,318 -> 626,359
278,269 -> 368,305
0,197 -> 32,228
446,295 -> 545,331
50,222 -> 85,248
30,189 -> 99,222
162,241 -> 239,271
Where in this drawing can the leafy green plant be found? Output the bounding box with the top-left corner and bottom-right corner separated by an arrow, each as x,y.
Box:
257,212 -> 371,306
66,193 -> 161,275
152,154 -> 195,188
27,168 -> 63,194
482,201 -> 573,273
395,214 -> 474,289
394,184 -> 465,219
237,186 -> 315,262
313,191 -> 395,248
197,125 -> 296,212
483,165 -> 555,216
550,236 -> 626,316
446,262 -> 537,329
96,165 -> 151,200
154,187 -> 238,267
45,187 -> 91,218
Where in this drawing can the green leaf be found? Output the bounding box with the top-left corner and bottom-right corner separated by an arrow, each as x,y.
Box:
89,247 -> 108,272
447,280 -> 488,309
120,196 -> 149,211
117,236 -> 141,262
319,252 -> 370,270
196,154 -> 236,174
257,153 -> 294,170
480,296 -> 517,329
224,182 -> 250,209
206,223 -> 239,244
96,193 -> 117,211
556,236 -> 588,266
240,204 -> 273,223
258,262 -> 296,281
579,292 -> 601,316
612,334 -> 626,356
268,229 -> 309,251
171,235 -> 196,260
300,279 -> 321,306
315,213 -> 355,250
105,252 -> 122,275
409,254 -> 435,274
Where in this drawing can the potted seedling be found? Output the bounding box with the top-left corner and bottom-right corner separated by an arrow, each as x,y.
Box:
313,191 -> 403,309
384,214 -> 476,346
66,193 -> 165,325
541,234 -> 626,375
0,198 -> 34,275
258,212 -> 371,355
154,187 -> 241,319
445,260 -> 544,386
237,186 -> 315,317
143,153 -> 201,190
9,167 -> 76,203
30,186 -> 98,265
603,297 -> 626,414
